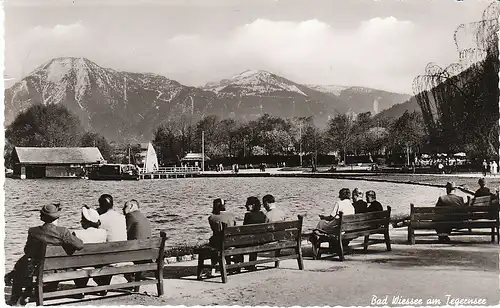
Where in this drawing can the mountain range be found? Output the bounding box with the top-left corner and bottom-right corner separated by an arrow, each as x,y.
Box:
4,57 -> 414,142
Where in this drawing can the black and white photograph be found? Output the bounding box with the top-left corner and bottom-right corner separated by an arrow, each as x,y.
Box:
2,0 -> 500,306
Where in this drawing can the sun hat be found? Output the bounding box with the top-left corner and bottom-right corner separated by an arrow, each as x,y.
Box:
82,205 -> 100,223
40,203 -> 62,221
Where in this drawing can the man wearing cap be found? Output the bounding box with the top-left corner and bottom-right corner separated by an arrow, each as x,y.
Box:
262,194 -> 286,222
6,203 -> 84,305
435,182 -> 465,242
97,194 -> 127,242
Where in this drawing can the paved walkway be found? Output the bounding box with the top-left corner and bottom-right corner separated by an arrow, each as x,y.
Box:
16,231 -> 499,306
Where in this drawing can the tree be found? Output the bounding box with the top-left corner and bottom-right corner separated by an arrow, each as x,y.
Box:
6,104 -> 83,148
79,132 -> 113,162
325,113 -> 356,162
388,111 -> 426,164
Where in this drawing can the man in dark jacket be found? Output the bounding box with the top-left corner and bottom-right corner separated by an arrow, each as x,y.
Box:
474,178 -> 491,197
123,199 -> 152,240
123,199 -> 152,284
6,203 -> 84,305
435,182 -> 465,242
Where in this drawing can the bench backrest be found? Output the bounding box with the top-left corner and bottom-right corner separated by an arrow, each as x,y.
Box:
410,204 -> 499,222
221,215 -> 303,249
339,207 -> 391,235
40,233 -> 166,272
469,195 -> 493,207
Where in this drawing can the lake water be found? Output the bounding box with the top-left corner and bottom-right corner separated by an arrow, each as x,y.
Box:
4,177 -> 464,269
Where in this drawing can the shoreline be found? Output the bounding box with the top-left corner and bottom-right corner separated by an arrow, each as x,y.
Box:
163,171 -> 496,262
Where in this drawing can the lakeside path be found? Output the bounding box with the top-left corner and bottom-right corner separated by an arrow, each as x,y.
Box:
202,168 -> 500,194
32,231 -> 500,306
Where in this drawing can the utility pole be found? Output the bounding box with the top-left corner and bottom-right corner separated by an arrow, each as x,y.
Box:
299,122 -> 303,166
202,130 -> 205,172
128,145 -> 131,165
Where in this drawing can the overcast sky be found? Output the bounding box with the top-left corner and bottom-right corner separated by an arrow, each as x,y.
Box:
3,0 -> 494,94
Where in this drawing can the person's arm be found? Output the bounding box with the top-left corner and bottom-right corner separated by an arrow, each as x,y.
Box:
243,213 -> 250,225
62,228 -> 84,254
435,197 -> 443,207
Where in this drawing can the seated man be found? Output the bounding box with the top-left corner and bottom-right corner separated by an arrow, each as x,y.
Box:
263,194 -> 286,222
474,178 -> 491,197
435,182 -> 464,242
6,203 -> 84,305
365,191 -> 383,212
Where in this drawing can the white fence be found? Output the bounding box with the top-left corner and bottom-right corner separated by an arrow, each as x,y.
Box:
139,166 -> 201,174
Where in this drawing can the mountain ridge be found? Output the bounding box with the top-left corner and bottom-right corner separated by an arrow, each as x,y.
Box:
5,57 -> 414,142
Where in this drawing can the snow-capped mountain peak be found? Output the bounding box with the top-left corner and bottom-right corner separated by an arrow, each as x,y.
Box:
205,69 -> 307,96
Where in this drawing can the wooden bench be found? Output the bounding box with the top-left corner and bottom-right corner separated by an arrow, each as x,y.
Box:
311,207 -> 392,261
194,215 -> 304,283
31,231 -> 167,305
407,204 -> 500,244
468,195 -> 493,206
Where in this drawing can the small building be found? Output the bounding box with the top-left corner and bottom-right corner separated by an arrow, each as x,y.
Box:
12,147 -> 105,179
180,152 -> 210,168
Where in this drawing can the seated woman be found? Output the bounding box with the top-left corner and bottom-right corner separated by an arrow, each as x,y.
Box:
310,188 -> 354,258
352,188 -> 367,214
204,198 -> 239,277
243,197 -> 268,270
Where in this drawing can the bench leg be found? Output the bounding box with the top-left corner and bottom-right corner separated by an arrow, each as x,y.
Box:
296,245 -> 304,270
274,249 -> 280,268
338,238 -> 345,262
220,254 -> 228,283
491,228 -> 495,243
385,229 -> 392,251
196,254 -> 205,280
363,235 -> 369,252
36,280 -> 43,306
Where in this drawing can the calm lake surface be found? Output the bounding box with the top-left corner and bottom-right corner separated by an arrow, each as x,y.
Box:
4,177 -> 464,269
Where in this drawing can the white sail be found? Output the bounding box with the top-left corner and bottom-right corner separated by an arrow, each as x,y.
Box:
144,143 -> 159,173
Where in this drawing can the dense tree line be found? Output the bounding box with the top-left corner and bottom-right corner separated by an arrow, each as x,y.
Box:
152,111 -> 427,166
5,103 -> 430,168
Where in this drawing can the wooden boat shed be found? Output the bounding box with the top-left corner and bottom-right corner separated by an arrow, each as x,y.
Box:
11,147 -> 105,179
180,152 -> 210,168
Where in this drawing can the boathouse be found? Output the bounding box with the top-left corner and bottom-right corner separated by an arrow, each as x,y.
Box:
180,152 -> 210,168
12,147 -> 105,179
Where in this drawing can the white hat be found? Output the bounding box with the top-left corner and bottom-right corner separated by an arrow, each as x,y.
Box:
82,206 -> 100,223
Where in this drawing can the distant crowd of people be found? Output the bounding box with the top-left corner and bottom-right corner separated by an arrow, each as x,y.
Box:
482,159 -> 498,177
5,194 -> 152,305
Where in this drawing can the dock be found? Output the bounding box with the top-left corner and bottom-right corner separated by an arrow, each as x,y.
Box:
139,166 -> 201,179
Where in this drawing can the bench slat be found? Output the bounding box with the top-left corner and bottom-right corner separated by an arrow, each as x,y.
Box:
45,238 -> 162,257
224,229 -> 299,247
412,205 -> 498,214
44,249 -> 158,270
224,220 -> 301,236
342,227 -> 386,240
469,196 -> 492,206
413,212 -> 496,221
43,263 -> 157,283
43,279 -> 156,299
342,218 -> 389,232
225,254 -> 299,269
224,240 -> 297,256
341,210 -> 391,223
412,220 -> 497,229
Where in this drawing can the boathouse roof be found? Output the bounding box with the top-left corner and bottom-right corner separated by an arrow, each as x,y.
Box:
181,152 -> 210,161
14,147 -> 105,165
